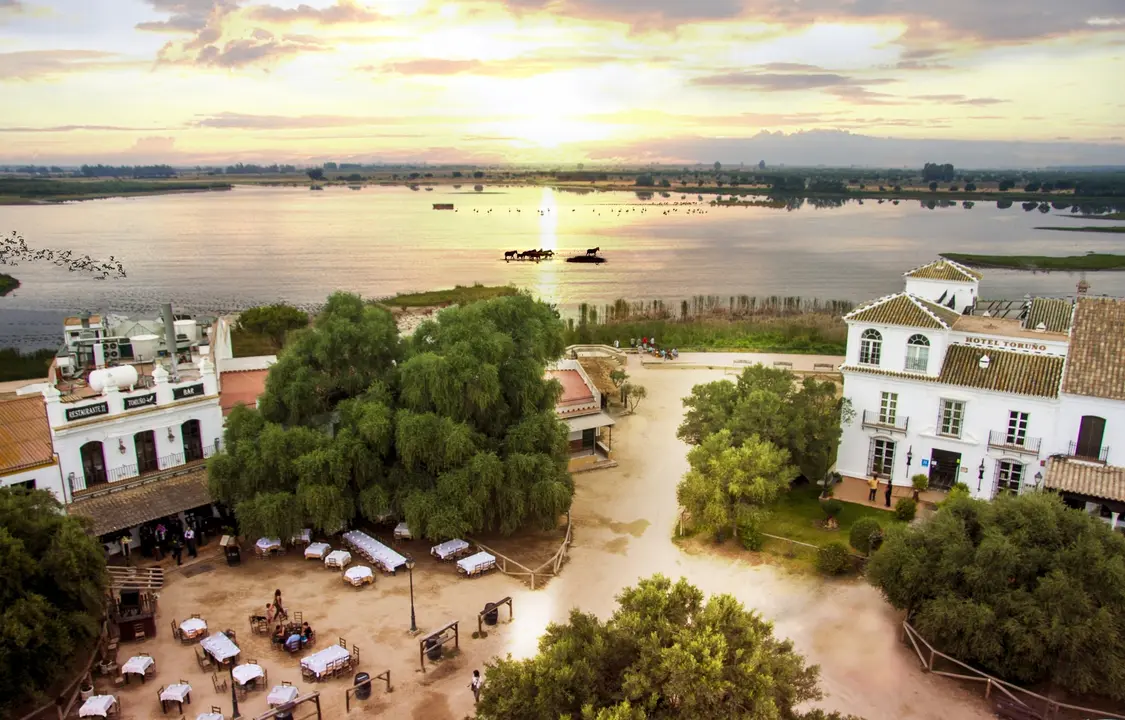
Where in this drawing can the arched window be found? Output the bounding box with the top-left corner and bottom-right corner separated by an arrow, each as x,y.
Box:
905,334 -> 930,372
859,329 -> 882,366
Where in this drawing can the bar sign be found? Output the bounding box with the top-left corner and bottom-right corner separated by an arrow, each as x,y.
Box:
173,383 -> 205,400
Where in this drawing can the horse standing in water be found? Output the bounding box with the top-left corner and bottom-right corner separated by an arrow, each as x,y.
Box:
586,246 -> 600,256
504,250 -> 518,261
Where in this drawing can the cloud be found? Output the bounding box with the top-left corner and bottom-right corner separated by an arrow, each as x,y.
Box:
374,52 -> 633,78
691,71 -> 880,90
137,0 -> 239,33
382,58 -> 484,75
247,1 -> 382,25
0,0 -> 24,8
190,34 -> 325,67
0,124 -> 176,132
192,112 -> 401,129
0,50 -> 141,80
914,94 -> 1008,106
501,0 -> 745,25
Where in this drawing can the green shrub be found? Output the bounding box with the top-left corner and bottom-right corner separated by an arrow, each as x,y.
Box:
820,498 -> 843,520
738,521 -> 764,551
894,497 -> 917,522
849,517 -> 884,555
816,541 -> 852,575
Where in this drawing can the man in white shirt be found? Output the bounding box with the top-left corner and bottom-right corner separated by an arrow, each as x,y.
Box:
184,526 -> 197,558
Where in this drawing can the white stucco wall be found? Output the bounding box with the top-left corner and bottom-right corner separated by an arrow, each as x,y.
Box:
1056,394 -> 1125,466
1,462 -> 65,502
904,276 -> 978,313
844,322 -> 948,377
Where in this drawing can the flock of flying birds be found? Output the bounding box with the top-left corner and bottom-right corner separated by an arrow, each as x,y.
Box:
1,231 -> 127,280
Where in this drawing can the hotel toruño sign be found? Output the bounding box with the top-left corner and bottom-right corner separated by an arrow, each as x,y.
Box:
965,336 -> 1049,353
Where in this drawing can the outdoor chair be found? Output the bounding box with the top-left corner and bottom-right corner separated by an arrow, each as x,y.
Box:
196,648 -> 213,671
191,614 -> 201,619
300,665 -> 316,682
291,611 -> 303,625
350,646 -> 360,669
212,674 -> 227,693
170,620 -> 181,641
338,637 -> 346,649
281,681 -> 292,687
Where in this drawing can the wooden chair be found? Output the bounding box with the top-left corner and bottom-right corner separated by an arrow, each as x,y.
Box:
338,637 -> 347,649
212,673 -> 227,693
134,629 -> 146,642
156,686 -> 166,712
170,620 -> 181,641
196,648 -> 213,671
350,645 -> 360,669
300,664 -> 316,682
291,611 -> 303,625
191,613 -> 202,619
281,680 -> 292,687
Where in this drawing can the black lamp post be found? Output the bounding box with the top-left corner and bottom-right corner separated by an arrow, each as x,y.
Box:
977,459 -> 986,492
906,447 -> 913,471
229,662 -> 240,719
406,557 -> 418,634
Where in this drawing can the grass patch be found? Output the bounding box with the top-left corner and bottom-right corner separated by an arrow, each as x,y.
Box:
0,178 -> 232,203
565,314 -> 847,355
761,483 -> 902,547
1035,226 -> 1125,234
0,348 -> 54,382
230,328 -> 279,358
379,284 -> 519,307
0,273 -> 18,297
942,252 -> 1125,271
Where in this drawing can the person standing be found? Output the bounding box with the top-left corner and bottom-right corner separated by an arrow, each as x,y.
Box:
155,522 -> 168,560
469,669 -> 482,703
170,536 -> 183,566
118,533 -> 131,563
867,475 -> 879,503
184,525 -> 197,558
884,478 -> 893,508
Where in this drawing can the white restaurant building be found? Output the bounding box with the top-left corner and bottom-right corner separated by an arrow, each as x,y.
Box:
837,259 -> 1125,531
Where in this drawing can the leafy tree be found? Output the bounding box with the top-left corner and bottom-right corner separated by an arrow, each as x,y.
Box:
868,492 -> 1125,699
714,161 -> 721,172
1025,181 -> 1041,192
848,517 -> 882,555
237,303 -> 309,348
998,178 -> 1015,191
307,168 -> 324,181
893,497 -> 916,521
0,489 -> 108,715
478,574 -> 856,720
210,292 -> 573,541
679,366 -> 851,486
910,473 -> 928,501
922,163 -> 955,182
816,542 -> 851,575
928,181 -> 938,192
621,382 -> 647,413
676,429 -> 796,541
964,182 -> 977,192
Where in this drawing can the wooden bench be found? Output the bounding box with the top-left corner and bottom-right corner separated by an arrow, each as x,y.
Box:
994,698 -> 1044,720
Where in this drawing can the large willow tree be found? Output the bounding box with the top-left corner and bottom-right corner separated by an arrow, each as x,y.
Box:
208,291 -> 573,541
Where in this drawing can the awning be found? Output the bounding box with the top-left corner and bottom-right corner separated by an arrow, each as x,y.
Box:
564,411 -> 616,433
68,467 -> 213,537
1043,457 -> 1125,503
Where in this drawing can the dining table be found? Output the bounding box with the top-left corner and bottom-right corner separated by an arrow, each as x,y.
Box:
121,655 -> 154,683
267,684 -> 300,707
180,617 -> 207,639
78,695 -> 116,718
159,683 -> 192,713
200,632 -> 240,664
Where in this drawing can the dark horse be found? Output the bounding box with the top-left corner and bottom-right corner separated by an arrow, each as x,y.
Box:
586,246 -> 600,256
504,250 -> 518,261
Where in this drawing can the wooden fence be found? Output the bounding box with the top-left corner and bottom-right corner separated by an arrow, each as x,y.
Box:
469,515 -> 572,590
901,621 -> 1125,720
14,622 -> 105,720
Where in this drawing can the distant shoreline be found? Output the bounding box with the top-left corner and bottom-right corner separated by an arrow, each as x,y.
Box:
941,252 -> 1125,271
0,273 -> 19,297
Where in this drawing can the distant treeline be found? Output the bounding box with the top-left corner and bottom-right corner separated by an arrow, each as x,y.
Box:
0,348 -> 54,382
585,295 -> 855,323
0,178 -> 231,199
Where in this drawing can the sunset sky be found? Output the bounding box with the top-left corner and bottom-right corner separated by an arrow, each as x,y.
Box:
1,0 -> 1123,166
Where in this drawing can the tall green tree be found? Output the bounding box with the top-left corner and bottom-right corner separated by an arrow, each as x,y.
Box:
868,492 -> 1125,699
478,574 -> 860,720
0,488 -> 108,715
676,429 -> 797,540
678,366 -> 850,484
209,292 -> 573,541
237,303 -> 309,348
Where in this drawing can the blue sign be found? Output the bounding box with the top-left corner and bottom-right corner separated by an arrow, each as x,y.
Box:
920,458 -> 930,467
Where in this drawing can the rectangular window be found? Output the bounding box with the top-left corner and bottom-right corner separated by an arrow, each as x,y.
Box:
1006,411 -> 1029,446
11,479 -> 35,491
870,438 -> 896,477
996,461 -> 1023,495
939,399 -> 965,438
905,345 -> 929,372
879,392 -> 898,424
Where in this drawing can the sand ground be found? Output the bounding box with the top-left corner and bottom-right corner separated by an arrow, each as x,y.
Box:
99,354 -> 992,720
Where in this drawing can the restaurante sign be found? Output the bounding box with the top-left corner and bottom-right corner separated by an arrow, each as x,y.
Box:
65,401 -> 108,422
965,336 -> 1049,353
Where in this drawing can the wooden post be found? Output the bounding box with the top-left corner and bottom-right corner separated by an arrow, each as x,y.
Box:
928,648 -> 935,672
985,679 -> 991,699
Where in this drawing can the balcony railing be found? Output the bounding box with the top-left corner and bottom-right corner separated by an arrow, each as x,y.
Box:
861,409 -> 909,434
987,431 -> 1042,455
108,463 -> 139,482
1068,441 -> 1110,463
70,448 -> 216,498
159,452 -> 185,469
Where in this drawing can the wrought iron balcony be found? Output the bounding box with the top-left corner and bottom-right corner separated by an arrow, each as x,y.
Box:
987,430 -> 1042,456
1068,441 -> 1110,464
861,409 -> 909,434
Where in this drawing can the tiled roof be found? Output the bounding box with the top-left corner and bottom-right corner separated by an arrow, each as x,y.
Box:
220,368 -> 270,416
547,369 -> 595,413
905,259 -> 982,282
1062,297 -> 1125,400
1023,298 -> 1073,333
1043,457 -> 1125,503
0,396 -> 55,475
842,365 -> 941,383
64,314 -> 102,327
845,293 -> 962,329
68,467 -> 211,537
939,345 -> 1063,398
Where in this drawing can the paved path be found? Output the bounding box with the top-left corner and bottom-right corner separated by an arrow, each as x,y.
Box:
640,350 -> 844,371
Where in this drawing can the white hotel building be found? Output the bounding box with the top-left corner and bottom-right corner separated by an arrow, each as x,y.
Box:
837,260 -> 1125,532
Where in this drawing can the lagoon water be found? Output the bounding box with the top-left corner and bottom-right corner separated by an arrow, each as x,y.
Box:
2,184 -> 1124,348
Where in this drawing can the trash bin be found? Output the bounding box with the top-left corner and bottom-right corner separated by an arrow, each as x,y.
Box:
425,637 -> 442,661
483,602 -> 498,626
353,672 -> 371,701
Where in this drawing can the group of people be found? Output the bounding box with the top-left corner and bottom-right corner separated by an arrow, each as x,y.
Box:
630,336 -> 678,360
114,514 -> 205,566
273,621 -> 315,652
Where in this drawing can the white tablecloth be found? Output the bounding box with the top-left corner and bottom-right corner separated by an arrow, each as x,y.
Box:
160,683 -> 192,702
394,521 -> 412,539
196,713 -> 224,720
292,529 -> 311,544
431,538 -> 469,560
232,663 -> 264,686
267,685 -> 299,706
300,644 -> 351,677
180,618 -> 207,636
457,551 -> 496,575
201,632 -> 240,662
305,542 -> 330,559
256,537 -> 281,551
325,549 -> 351,568
79,695 -> 116,717
342,530 -> 408,573
344,565 -> 373,584
121,655 -> 154,676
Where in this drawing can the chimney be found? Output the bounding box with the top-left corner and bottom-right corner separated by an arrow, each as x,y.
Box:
1077,278 -> 1090,296
79,311 -> 90,329
162,302 -> 179,381
93,342 -> 106,369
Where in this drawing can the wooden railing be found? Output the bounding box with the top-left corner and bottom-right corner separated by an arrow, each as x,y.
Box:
469,514 -> 572,590
901,621 -> 1125,720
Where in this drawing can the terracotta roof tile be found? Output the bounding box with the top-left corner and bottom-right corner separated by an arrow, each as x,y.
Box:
220,369 -> 270,416
547,369 -> 595,409
1023,298 -> 1073,333
1044,457 -> 1125,503
938,345 -> 1063,398
0,396 -> 55,475
905,259 -> 982,282
1062,297 -> 1125,400
68,467 -> 211,537
845,293 -> 961,329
